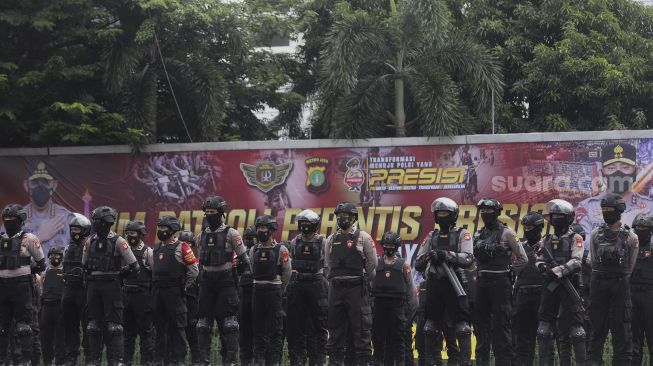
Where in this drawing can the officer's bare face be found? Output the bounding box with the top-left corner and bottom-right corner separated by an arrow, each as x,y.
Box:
204,209 -> 219,215
479,208 -> 495,214
635,225 -> 650,232
603,162 -> 635,176
125,230 -> 139,238
523,224 -> 535,231
257,226 -> 269,233
601,207 -> 616,213
436,211 -> 450,218
336,213 -> 352,219
551,213 -> 565,219
1,216 -> 16,224
70,227 -> 82,234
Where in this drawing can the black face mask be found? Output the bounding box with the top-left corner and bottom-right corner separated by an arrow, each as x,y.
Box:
550,217 -> 568,234
70,232 -> 83,244
206,213 -> 222,230
300,222 -> 315,236
435,215 -> 454,232
157,230 -> 172,242
337,217 -> 352,230
257,230 -> 271,243
92,221 -> 112,238
524,229 -> 541,244
635,229 -> 652,245
383,246 -> 398,256
602,210 -> 621,225
244,239 -> 255,249
3,219 -> 22,237
606,171 -> 636,194
31,186 -> 52,207
127,236 -> 140,246
481,212 -> 498,228
50,258 -> 62,267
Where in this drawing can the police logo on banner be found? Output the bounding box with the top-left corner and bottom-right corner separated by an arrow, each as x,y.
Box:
305,157 -> 330,194
240,161 -> 293,193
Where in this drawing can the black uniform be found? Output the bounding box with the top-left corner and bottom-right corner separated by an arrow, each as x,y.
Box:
62,241 -> 87,366
122,244 -> 154,366
185,267 -> 201,366
239,256 -> 255,366
587,224 -> 639,365
287,234 -> 328,366
512,238 -> 543,366
631,240 -> 653,365
39,267 -> 65,366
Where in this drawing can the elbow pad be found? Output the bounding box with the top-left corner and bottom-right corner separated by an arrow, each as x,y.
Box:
236,254 -> 251,276
415,255 -> 429,272
560,260 -> 581,277
120,261 -> 140,277
32,259 -> 46,274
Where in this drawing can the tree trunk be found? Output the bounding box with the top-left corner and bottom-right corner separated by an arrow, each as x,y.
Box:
394,77 -> 406,137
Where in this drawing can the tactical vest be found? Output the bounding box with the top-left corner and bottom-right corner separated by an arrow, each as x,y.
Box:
252,244 -> 281,281
123,246 -> 152,288
515,240 -> 542,287
328,230 -> 364,278
42,268 -> 64,301
429,229 -> 461,252
544,233 -> 573,265
292,235 -> 323,273
63,242 -> 84,284
152,241 -> 185,287
199,228 -> 232,267
371,256 -> 406,298
594,225 -> 630,274
631,246 -> 653,286
85,235 -> 121,272
0,234 -> 30,270
474,225 -> 510,271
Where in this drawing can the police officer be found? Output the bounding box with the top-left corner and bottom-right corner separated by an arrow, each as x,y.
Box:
587,193 -> 639,365
535,199 -> 586,366
287,209 -> 328,366
83,206 -> 139,366
0,204 -> 46,366
325,201 -> 377,366
630,211 -> 653,366
122,221 -> 154,366
415,197 -> 474,366
62,213 -> 90,366
239,226 -> 257,366
371,232 -> 417,366
178,230 -> 201,366
250,215 -> 291,366
472,198 -> 527,366
196,196 -> 247,366
151,216 -> 199,366
512,212 -> 545,366
39,246 -> 65,366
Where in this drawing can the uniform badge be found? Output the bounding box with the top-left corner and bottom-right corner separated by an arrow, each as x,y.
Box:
236,237 -> 243,247
347,240 -> 353,248
385,271 -> 391,278
463,232 -> 471,241
159,253 -> 164,260
98,242 -> 103,249
208,236 -> 214,246
281,251 -> 289,263
262,252 -> 267,258
122,243 -> 128,250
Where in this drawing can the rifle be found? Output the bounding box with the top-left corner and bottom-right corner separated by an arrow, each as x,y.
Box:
437,260 -> 467,298
539,245 -> 586,313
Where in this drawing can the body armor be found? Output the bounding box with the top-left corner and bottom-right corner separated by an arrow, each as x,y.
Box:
631,245 -> 653,287
252,245 -> 281,281
473,225 -> 510,271
123,247 -> 151,288
292,235 -> 323,273
594,225 -> 630,274
328,230 -> 364,278
0,234 -> 30,270
516,241 -> 542,287
85,235 -> 121,272
42,268 -> 64,301
430,229 -> 461,252
63,242 -> 84,284
199,229 -> 232,267
544,233 -> 573,265
152,241 -> 185,287
371,257 -> 406,298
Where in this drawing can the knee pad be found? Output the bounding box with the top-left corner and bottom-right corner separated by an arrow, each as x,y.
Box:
569,325 -> 586,343
87,320 -> 102,335
107,322 -> 123,336
196,318 -> 211,333
423,319 -> 437,337
455,321 -> 471,337
15,322 -> 32,337
222,316 -> 239,333
536,321 -> 554,340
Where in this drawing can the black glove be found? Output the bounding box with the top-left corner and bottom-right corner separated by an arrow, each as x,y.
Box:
430,250 -> 447,264
537,262 -> 548,274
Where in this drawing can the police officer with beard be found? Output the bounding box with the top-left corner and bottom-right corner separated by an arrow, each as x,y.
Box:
178,230 -> 201,366
0,204 -> 46,366
587,193 -> 639,365
371,232 -> 417,366
512,212 -> 545,366
196,196 -> 247,366
62,213 -> 90,366
287,209 -> 328,366
415,197 -> 474,366
325,202 -> 377,366
629,211 -> 653,366
122,221 -> 154,366
39,246 -> 65,366
472,198 -> 527,366
83,206 -> 139,366
535,199 -> 586,366
250,215 -> 291,366
239,226 -> 257,366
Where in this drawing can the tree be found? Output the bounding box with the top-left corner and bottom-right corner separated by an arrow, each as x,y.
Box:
314,0 -> 503,139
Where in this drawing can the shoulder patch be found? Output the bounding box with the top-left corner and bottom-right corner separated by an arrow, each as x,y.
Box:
575,235 -> 583,247
34,237 -> 40,249
281,250 -> 289,263
463,231 -> 471,241
403,262 -> 411,274
181,242 -> 197,264
236,236 -> 243,247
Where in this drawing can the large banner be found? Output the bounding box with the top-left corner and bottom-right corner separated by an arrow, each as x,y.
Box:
2,138 -> 653,260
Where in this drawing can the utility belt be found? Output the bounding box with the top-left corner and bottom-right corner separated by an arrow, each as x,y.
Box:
592,270 -> 628,279
0,275 -> 34,284
517,285 -> 542,295
253,283 -> 282,290
88,274 -> 119,282
122,285 -> 150,293
296,273 -> 324,281
41,298 -> 62,305
330,276 -> 364,288
631,283 -> 653,292
477,270 -> 510,279
200,269 -> 233,283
